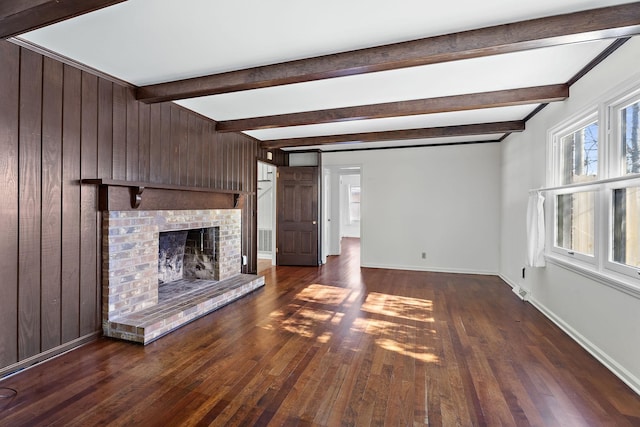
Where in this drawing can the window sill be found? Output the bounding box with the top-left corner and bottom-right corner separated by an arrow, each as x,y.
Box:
545,254 -> 640,300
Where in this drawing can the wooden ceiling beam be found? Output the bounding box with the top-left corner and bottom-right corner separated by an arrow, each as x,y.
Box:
260,121 -> 525,149
0,0 -> 127,39
217,84 -> 567,132
136,2 -> 640,103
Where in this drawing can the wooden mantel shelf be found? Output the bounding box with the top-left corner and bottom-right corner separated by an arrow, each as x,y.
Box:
82,179 -> 251,211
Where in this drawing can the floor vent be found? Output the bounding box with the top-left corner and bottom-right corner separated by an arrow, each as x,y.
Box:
518,287 -> 529,300
258,229 -> 272,252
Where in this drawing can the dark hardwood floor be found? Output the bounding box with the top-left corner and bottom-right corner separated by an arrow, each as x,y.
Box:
1,238 -> 639,426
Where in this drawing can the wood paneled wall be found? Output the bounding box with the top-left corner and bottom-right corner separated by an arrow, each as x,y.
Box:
0,40 -> 287,374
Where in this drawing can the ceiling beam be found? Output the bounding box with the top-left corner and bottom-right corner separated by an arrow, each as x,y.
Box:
217,84 -> 567,132
0,0 -> 126,39
260,121 -> 525,149
136,2 -> 640,103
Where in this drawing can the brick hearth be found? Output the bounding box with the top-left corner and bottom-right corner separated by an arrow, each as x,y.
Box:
102,209 -> 264,343
105,274 -> 264,344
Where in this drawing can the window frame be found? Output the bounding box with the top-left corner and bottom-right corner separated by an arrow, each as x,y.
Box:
547,108 -> 602,268
545,78 -> 640,294
603,173 -> 640,282
549,187 -> 598,265
609,87 -> 640,178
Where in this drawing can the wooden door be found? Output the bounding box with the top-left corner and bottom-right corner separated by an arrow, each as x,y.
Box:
276,166 -> 319,266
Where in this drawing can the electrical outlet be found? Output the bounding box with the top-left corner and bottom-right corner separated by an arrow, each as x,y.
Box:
421,252 -> 426,259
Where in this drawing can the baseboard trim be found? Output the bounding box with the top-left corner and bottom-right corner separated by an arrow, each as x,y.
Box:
361,262 -> 497,276
528,296 -> 640,396
0,331 -> 101,380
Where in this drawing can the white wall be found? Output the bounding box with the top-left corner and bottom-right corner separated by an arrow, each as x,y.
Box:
500,37 -> 640,394
323,142 -> 501,274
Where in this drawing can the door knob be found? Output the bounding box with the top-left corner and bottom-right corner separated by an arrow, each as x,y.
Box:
312,221 -> 317,225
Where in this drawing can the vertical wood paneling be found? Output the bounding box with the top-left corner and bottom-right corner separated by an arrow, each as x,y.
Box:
139,103 -> 150,182
41,56 -> 63,351
18,48 -> 43,360
0,40 -> 272,373
250,143 -> 258,272
234,136 -> 240,190
219,133 -> 226,189
229,136 -> 236,190
216,134 -> 223,189
80,72 -> 98,336
112,84 -> 126,180
202,121 -> 210,187
179,109 -> 189,186
170,105 -> 180,184
97,79 -> 113,180
125,88 -> 138,181
160,103 -> 172,185
242,136 -> 247,191
148,104 -> 161,183
212,130 -> 221,189
190,116 -> 199,187
0,41 -> 20,367
61,64 -> 81,342
223,136 -> 230,190
186,115 -> 195,186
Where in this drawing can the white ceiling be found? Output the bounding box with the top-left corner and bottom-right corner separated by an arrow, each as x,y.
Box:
17,0 -> 639,151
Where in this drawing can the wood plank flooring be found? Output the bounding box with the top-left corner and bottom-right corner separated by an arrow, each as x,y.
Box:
1,238 -> 639,426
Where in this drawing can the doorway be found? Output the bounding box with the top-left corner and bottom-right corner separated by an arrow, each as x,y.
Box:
257,161 -> 276,266
322,165 -> 361,263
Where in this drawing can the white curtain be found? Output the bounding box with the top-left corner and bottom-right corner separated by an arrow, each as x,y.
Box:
526,191 -> 546,267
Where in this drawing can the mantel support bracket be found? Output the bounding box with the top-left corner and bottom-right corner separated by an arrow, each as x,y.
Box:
131,186 -> 145,209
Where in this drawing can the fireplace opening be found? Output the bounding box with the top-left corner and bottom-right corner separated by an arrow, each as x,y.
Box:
158,227 -> 220,285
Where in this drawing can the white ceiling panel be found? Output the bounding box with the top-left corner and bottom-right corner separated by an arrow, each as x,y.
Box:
246,105 -> 536,141
19,0 -> 636,85
13,0 -> 639,151
285,135 -> 504,152
175,41 -> 609,121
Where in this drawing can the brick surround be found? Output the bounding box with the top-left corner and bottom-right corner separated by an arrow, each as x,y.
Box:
102,209 -> 264,343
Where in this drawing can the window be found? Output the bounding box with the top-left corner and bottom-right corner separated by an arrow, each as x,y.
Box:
621,99 -> 640,175
555,191 -> 595,257
549,114 -> 600,265
558,121 -> 599,185
612,186 -> 640,269
349,185 -> 361,223
547,84 -> 640,285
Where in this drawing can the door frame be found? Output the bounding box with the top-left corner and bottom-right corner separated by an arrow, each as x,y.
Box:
257,161 -> 277,265
322,164 -> 361,263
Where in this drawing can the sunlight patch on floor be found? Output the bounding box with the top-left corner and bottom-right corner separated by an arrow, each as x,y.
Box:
279,307 -> 334,338
295,283 -> 351,305
362,292 -> 434,322
264,283 -> 438,361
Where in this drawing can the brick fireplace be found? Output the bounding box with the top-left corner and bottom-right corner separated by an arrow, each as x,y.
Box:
102,208 -> 264,343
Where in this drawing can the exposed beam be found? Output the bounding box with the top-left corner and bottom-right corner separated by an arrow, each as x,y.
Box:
260,121 -> 525,150
217,84 -> 567,132
0,0 -> 126,39
136,2 -> 640,103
